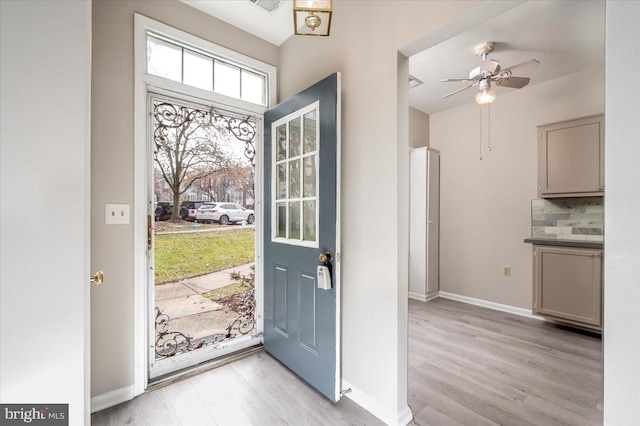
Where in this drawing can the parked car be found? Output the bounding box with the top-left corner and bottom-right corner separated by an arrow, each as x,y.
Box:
196,203 -> 255,225
180,200 -> 207,221
155,202 -> 173,221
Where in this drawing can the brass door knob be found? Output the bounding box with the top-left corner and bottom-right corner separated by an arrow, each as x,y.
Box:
319,251 -> 332,264
90,271 -> 104,286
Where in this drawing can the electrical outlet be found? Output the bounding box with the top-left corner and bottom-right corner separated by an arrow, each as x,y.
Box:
502,266 -> 511,277
105,204 -> 130,225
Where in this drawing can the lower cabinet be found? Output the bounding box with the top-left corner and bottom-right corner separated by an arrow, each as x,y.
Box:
533,245 -> 603,331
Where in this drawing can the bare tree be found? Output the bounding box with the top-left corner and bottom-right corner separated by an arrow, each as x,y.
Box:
153,101 -> 231,220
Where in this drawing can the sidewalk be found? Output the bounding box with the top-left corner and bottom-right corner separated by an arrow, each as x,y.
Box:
155,263 -> 254,343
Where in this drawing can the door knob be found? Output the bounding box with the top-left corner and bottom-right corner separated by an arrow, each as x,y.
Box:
90,271 -> 104,286
319,251 -> 332,265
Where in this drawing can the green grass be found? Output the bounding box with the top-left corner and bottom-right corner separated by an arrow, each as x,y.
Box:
154,228 -> 255,284
204,281 -> 252,300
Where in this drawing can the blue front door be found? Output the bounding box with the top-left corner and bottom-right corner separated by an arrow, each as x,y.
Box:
263,73 -> 341,401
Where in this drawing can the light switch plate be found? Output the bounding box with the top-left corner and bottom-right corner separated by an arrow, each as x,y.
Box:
105,204 -> 130,225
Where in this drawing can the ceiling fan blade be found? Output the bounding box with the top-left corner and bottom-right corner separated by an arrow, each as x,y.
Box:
480,59 -> 500,75
441,78 -> 476,82
441,81 -> 477,99
498,59 -> 540,77
495,76 -> 530,89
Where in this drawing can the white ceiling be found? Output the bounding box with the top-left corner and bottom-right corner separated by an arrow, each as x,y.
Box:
180,0 -> 294,46
181,1 -> 605,115
409,0 -> 605,114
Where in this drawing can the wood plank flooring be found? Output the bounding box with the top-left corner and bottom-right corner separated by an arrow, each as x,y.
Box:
409,298 -> 603,426
92,297 -> 603,425
91,351 -> 382,425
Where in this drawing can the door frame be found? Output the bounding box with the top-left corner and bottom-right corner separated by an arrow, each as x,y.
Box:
133,14 -> 275,394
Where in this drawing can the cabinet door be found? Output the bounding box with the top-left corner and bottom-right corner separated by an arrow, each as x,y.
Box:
538,114 -> 604,198
533,246 -> 602,329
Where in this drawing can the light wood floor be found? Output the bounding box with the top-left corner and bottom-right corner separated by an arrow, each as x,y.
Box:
91,351 -> 382,425
92,297 -> 603,425
409,298 -> 603,426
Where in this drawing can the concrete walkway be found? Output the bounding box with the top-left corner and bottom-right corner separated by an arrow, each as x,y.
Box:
155,263 -> 254,341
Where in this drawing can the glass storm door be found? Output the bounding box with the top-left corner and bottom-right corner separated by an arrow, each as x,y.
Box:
263,73 -> 341,401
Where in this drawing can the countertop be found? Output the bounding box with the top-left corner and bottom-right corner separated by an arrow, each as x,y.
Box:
524,238 -> 604,249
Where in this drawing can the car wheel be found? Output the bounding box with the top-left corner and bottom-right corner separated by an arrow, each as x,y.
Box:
247,214 -> 255,224
219,215 -> 229,225
180,208 -> 188,220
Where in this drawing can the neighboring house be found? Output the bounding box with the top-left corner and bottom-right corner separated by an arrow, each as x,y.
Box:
1,1 -> 638,426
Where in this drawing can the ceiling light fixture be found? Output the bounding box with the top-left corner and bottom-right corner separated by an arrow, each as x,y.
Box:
293,0 -> 332,37
475,79 -> 496,106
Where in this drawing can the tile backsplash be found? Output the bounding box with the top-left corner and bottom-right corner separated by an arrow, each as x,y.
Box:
531,198 -> 604,242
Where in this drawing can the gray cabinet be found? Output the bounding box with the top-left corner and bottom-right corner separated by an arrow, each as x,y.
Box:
538,114 -> 604,198
409,147 -> 440,301
533,245 -> 602,330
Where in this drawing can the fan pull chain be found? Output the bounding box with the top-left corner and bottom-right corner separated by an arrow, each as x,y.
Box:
487,104 -> 492,151
479,106 -> 483,160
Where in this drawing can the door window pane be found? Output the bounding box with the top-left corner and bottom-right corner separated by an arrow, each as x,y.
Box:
214,60 -> 240,99
289,160 -> 300,198
241,69 -> 266,105
289,201 -> 301,240
289,117 -> 301,158
303,156 -> 316,198
147,36 -> 182,82
303,201 -> 316,241
303,110 -> 317,153
272,105 -> 319,246
277,163 -> 287,200
277,124 -> 287,161
277,203 -> 287,238
183,49 -> 213,91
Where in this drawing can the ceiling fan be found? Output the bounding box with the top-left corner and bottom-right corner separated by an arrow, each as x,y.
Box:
441,42 -> 540,105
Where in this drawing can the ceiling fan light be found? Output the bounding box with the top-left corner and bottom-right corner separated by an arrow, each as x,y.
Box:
475,80 -> 496,106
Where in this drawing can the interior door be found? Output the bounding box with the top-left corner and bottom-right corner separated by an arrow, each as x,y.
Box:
263,73 -> 341,401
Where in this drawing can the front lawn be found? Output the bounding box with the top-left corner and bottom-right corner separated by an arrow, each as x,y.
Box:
154,228 -> 254,284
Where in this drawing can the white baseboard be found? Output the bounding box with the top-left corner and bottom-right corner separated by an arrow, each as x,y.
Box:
408,291 -> 427,302
409,291 -> 438,302
341,379 -> 413,426
438,291 -> 544,321
91,385 -> 135,413
398,405 -> 414,426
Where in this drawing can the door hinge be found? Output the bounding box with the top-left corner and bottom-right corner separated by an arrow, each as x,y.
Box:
336,252 -> 342,262
147,215 -> 153,250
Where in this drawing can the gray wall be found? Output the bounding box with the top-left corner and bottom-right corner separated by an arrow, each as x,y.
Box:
409,107 -> 429,148
430,69 -> 604,309
278,1 -> 482,423
91,0 -> 278,398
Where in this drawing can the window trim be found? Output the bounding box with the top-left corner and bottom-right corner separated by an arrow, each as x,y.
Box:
139,15 -> 276,114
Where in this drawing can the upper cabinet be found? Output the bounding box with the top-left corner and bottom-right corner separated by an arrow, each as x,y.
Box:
538,114 -> 604,198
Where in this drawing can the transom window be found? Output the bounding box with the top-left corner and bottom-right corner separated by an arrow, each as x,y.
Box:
272,102 -> 319,247
147,33 -> 267,106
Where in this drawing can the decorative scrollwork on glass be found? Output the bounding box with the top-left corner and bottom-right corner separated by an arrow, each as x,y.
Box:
211,113 -> 256,164
225,289 -> 256,338
154,307 -> 194,358
152,101 -> 257,164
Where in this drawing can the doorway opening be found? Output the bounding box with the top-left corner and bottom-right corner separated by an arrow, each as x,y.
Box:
148,94 -> 262,380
